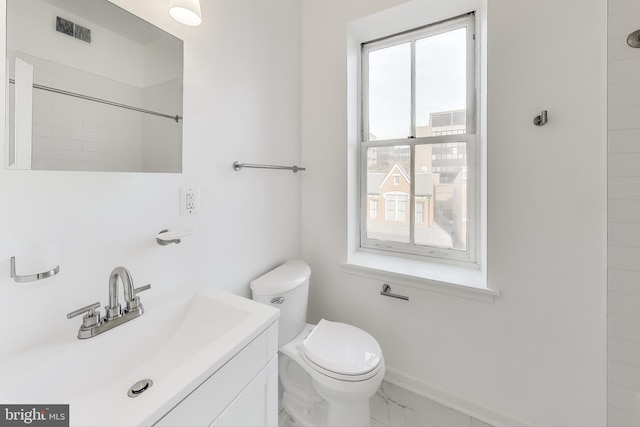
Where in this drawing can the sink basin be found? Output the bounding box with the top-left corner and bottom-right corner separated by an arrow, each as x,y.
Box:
0,287 -> 279,426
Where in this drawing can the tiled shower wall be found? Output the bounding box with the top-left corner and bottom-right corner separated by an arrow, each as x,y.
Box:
608,1 -> 640,424
8,51 -> 181,172
28,52 -> 146,172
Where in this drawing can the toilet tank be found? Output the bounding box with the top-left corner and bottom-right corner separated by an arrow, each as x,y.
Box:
250,260 -> 311,346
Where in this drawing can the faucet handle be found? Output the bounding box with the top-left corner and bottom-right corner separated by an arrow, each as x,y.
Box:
126,284 -> 151,312
134,284 -> 151,295
67,302 -> 101,328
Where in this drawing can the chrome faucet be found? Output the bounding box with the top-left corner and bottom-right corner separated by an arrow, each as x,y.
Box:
106,266 -> 136,320
67,267 -> 151,339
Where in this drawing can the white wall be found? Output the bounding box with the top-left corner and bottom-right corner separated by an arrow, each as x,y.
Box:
301,0 -> 607,425
16,52 -> 146,171
607,1 -> 640,425
8,0 -> 146,87
0,0 -> 301,356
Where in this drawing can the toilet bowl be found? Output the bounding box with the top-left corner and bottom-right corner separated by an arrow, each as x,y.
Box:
280,322 -> 385,426
250,260 -> 385,427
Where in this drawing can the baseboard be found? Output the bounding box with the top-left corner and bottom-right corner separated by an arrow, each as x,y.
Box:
384,367 -> 532,427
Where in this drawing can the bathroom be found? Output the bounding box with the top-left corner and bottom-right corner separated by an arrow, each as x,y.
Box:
1,0 -> 640,425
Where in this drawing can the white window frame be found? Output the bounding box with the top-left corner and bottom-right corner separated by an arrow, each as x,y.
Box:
359,13 -> 479,266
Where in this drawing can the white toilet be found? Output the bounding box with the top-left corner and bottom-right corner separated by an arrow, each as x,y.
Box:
250,260 -> 385,427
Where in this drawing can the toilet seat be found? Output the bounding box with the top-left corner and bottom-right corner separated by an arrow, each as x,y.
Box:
301,319 -> 382,381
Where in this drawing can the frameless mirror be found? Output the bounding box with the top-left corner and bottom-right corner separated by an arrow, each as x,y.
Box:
6,0 -> 183,172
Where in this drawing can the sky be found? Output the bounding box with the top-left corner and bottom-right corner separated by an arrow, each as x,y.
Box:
367,27 -> 467,140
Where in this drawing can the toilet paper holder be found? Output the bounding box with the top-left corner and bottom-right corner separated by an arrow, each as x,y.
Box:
10,256 -> 60,283
380,284 -> 409,301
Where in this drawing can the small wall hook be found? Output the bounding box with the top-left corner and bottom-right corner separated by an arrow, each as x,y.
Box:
533,110 -> 548,126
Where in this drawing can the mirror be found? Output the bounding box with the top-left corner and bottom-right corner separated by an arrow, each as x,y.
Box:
6,0 -> 183,173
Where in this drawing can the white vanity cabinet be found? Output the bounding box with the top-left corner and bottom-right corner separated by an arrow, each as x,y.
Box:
212,358 -> 277,427
154,321 -> 278,427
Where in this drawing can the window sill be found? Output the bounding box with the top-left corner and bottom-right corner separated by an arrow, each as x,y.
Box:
342,251 -> 499,303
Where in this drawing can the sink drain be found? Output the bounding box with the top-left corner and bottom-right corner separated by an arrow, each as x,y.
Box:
127,379 -> 153,398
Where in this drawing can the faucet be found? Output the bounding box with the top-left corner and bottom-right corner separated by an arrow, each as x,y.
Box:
67,267 -> 151,339
106,266 -> 137,320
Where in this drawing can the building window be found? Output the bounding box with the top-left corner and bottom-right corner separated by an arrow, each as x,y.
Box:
360,13 -> 477,264
383,193 -> 408,222
415,202 -> 424,223
370,199 -> 378,220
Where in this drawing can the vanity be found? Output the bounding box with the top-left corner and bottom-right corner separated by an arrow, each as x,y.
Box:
152,293 -> 279,427
154,314 -> 278,427
0,287 -> 280,426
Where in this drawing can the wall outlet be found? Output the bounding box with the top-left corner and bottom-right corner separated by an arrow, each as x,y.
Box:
179,186 -> 200,216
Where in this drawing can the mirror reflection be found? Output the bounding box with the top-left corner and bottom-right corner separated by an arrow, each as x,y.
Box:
6,0 -> 183,173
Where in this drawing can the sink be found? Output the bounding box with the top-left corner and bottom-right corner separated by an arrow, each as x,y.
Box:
0,287 -> 279,426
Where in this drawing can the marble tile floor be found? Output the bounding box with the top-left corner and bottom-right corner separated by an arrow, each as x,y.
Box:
279,380 -> 493,427
371,381 -> 492,427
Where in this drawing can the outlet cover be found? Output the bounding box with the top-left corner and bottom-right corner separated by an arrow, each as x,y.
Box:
179,186 -> 200,216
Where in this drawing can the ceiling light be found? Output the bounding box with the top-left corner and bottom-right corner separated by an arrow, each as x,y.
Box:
169,0 -> 202,27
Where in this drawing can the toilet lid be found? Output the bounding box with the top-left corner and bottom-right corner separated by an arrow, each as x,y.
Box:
302,319 -> 382,376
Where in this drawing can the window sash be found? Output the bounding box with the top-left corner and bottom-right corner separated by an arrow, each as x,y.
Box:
360,135 -> 477,263
359,13 -> 477,264
361,13 -> 476,143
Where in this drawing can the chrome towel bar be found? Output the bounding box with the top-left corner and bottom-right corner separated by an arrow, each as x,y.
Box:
233,161 -> 306,173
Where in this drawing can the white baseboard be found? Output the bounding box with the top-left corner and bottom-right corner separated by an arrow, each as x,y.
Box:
384,367 -> 532,427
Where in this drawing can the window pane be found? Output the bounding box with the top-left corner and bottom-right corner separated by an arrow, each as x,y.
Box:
367,43 -> 411,141
415,143 -> 467,251
366,145 -> 410,244
415,28 -> 467,137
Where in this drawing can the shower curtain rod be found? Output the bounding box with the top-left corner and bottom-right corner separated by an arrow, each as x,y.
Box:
9,79 -> 182,122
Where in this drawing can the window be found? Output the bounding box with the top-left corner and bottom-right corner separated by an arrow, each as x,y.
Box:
415,202 -> 425,223
369,199 -> 378,220
360,13 -> 477,264
384,193 -> 409,222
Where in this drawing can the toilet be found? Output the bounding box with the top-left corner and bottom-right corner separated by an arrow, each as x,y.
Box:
250,260 -> 385,427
